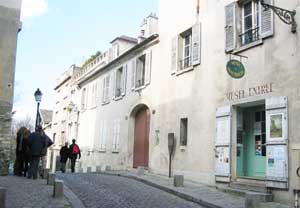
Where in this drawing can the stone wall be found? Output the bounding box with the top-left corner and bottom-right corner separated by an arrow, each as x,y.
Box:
0,101 -> 12,175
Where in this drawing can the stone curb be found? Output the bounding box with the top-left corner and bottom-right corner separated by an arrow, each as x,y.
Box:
63,183 -> 86,208
98,171 -> 221,208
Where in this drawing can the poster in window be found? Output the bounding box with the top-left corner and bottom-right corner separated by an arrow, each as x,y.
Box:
270,114 -> 283,139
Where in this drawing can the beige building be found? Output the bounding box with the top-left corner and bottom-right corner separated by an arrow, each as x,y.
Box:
51,0 -> 300,205
0,0 -> 22,175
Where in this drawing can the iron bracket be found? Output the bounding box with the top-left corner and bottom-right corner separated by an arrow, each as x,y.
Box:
261,0 -> 297,33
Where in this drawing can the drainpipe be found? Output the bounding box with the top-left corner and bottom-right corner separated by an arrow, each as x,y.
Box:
294,189 -> 299,208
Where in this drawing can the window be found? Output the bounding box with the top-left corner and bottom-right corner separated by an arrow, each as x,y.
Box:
180,30 -> 192,70
135,54 -> 146,88
91,82 -> 97,107
102,75 -> 110,104
112,119 -> 121,152
225,0 -> 273,52
61,131 -> 65,145
81,88 -> 87,110
180,118 -> 188,146
241,1 -> 260,45
99,120 -> 107,151
115,66 -> 124,98
131,51 -> 152,90
53,133 -> 56,143
171,23 -> 201,74
113,43 -> 119,59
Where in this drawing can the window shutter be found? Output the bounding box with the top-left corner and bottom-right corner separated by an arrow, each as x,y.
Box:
192,22 -> 201,66
171,36 -> 178,74
111,70 -> 116,100
102,120 -> 107,149
265,96 -> 288,189
112,120 -> 117,150
215,105 -> 231,182
100,120 -> 104,149
260,0 -> 274,38
121,64 -> 127,96
116,119 -> 121,150
102,78 -> 106,103
131,59 -> 136,90
105,75 -> 110,103
145,50 -> 152,85
225,3 -> 236,52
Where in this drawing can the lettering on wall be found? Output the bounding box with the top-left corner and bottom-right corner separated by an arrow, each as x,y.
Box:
225,83 -> 273,101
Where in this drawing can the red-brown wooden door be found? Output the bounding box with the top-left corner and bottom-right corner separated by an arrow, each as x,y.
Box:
133,106 -> 150,168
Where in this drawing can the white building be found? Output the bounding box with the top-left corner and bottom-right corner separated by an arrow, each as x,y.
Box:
51,0 -> 300,205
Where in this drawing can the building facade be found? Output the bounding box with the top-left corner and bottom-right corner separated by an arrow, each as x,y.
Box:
0,0 -> 22,175
51,0 -> 300,205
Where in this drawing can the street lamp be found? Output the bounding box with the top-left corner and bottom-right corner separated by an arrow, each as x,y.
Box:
34,88 -> 42,129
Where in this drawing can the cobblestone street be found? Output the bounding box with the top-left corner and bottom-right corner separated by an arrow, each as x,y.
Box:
0,175 -> 71,208
57,173 -> 205,208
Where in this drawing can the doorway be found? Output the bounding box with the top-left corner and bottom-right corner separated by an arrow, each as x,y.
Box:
236,104 -> 266,178
133,105 -> 150,168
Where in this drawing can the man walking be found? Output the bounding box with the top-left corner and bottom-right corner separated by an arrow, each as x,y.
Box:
59,142 -> 69,173
27,125 -> 51,179
69,139 -> 81,173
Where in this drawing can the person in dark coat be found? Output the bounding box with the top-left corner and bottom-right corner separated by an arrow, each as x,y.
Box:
59,142 -> 69,173
27,125 -> 51,179
15,127 -> 27,176
69,139 -> 81,173
21,129 -> 31,177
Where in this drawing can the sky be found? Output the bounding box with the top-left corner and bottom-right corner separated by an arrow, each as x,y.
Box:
13,0 -> 158,121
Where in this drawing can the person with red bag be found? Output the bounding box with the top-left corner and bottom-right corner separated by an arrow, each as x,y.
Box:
69,139 -> 81,173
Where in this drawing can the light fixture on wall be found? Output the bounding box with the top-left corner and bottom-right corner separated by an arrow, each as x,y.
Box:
260,0 -> 297,33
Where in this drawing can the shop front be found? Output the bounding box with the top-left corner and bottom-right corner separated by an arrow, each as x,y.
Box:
215,87 -> 288,190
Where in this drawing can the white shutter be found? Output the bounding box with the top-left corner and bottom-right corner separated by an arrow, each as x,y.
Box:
121,64 -> 127,96
171,36 -> 178,74
260,0 -> 274,38
225,3 -> 236,52
145,51 -> 152,85
266,97 -> 288,189
112,120 -> 117,150
102,78 -> 106,103
192,22 -> 201,66
215,105 -> 231,182
105,75 -> 110,103
111,70 -> 116,100
116,119 -> 121,150
131,59 -> 136,90
100,120 -> 104,149
102,120 -> 107,149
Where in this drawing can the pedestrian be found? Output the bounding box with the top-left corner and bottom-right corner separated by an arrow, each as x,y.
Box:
69,139 -> 81,173
59,142 -> 69,173
27,125 -> 52,179
21,129 -> 31,177
15,127 -> 27,176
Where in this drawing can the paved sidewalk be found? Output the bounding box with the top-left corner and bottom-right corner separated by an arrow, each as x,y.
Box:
100,170 -> 289,208
0,175 -> 71,208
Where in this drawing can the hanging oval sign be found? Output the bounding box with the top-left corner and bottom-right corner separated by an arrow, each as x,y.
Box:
226,59 -> 245,79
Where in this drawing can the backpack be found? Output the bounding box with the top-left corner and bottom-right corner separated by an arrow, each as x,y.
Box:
72,144 -> 79,155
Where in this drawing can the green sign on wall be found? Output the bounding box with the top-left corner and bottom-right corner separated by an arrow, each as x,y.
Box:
226,59 -> 245,79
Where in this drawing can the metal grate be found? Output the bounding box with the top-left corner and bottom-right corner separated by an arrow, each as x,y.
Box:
239,27 -> 260,45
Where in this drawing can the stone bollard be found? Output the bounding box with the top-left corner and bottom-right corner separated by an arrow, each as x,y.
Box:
137,166 -> 145,176
96,166 -> 102,173
47,173 -> 55,185
104,165 -> 111,172
87,167 -> 92,173
78,167 -> 83,173
53,180 -> 64,198
0,187 -> 6,208
43,168 -> 50,179
174,175 -> 184,187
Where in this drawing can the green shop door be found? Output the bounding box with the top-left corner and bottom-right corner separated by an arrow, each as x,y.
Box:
236,105 -> 266,178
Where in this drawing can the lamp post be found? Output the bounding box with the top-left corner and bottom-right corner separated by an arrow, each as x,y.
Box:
34,88 -> 42,129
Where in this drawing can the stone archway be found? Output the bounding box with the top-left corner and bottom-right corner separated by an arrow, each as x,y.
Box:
132,104 -> 150,168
